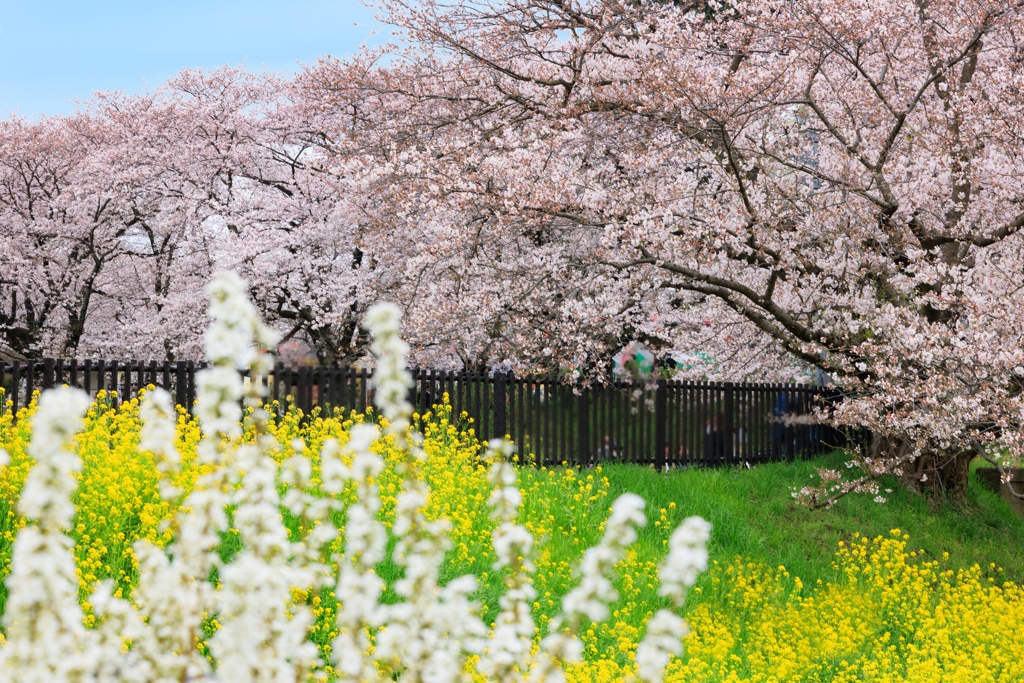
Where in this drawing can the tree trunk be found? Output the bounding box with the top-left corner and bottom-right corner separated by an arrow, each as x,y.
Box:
905,448 -> 973,502
873,436 -> 973,502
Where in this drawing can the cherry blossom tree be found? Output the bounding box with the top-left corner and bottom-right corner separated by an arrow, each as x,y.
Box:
311,0 -> 1024,500
0,67 -> 395,363
0,111 -> 153,358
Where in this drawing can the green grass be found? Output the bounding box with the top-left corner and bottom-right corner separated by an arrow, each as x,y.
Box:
592,451 -> 1024,587
453,449 -> 1024,666
405,447 -> 1024,655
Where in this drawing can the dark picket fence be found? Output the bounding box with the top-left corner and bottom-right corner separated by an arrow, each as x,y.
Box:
0,359 -> 201,418
1,359 -> 861,468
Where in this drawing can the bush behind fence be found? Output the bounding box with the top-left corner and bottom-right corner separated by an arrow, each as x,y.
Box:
0,358 -> 864,468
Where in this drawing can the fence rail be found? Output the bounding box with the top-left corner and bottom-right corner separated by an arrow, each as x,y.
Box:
1,358 -> 861,468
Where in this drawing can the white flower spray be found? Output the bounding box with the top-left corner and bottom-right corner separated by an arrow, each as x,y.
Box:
478,438 -> 536,683
139,387 -> 181,501
0,387 -> 93,683
280,437 -> 339,581
634,516 -> 711,683
362,303 -> 415,452
129,540 -> 209,682
87,580 -> 157,683
128,386 -> 205,681
133,270 -> 301,683
532,494 -> 648,683
123,273 -> 259,682
208,435 -> 321,683
177,273 -> 259,584
196,273 -> 322,683
330,423 -> 388,682
362,302 -> 486,683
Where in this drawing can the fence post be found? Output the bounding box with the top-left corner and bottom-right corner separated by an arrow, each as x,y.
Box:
26,360 -> 36,406
175,361 -> 187,409
122,360 -> 133,402
576,386 -> 590,466
10,362 -> 21,415
411,367 -> 422,417
493,370 -> 508,439
655,379 -> 667,471
42,358 -> 55,390
272,362 -> 281,405
724,381 -> 735,462
110,360 -> 121,406
186,361 -> 196,412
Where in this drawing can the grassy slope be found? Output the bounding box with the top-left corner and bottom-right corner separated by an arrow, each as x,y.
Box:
592,451 -> 1024,589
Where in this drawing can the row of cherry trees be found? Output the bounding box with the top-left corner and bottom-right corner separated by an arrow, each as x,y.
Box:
3,0 -> 1024,498
0,29 -> 794,378
0,67 -> 380,364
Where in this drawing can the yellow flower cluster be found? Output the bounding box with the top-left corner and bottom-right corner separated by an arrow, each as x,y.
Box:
1,391 -> 207,614
653,531 -> 1024,683
2,391 -> 1023,682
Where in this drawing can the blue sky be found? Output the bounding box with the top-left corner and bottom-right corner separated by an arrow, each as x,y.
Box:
0,1 -> 385,118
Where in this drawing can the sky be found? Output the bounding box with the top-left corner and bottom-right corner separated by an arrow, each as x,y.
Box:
0,1 -> 386,118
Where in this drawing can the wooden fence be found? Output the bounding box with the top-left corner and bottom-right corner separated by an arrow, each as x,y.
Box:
1,359 -> 859,469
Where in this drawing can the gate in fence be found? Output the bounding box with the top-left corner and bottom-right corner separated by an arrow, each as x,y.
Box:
1,359 -> 858,468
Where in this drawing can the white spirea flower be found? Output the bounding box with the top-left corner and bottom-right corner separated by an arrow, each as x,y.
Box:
479,439 -> 536,683
363,302 -> 414,447
534,494 -> 647,683
634,515 -> 711,683
18,387 -> 91,531
196,271 -> 280,456
0,529 -> 94,683
635,609 -> 690,683
658,516 -> 711,607
0,387 -> 93,682
331,422 -> 387,682
202,274 -> 318,683
359,302 -> 487,683
338,423 -> 386,566
281,449 -> 313,517
210,551 -> 320,683
373,559 -> 487,683
204,270 -> 281,371
557,493 -> 646,627
87,580 -> 157,683
318,438 -> 349,496
139,387 -> 181,501
128,271 -> 288,683
196,365 -> 244,447
130,541 -> 212,681
530,635 -> 583,683
275,433 -> 335,576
